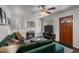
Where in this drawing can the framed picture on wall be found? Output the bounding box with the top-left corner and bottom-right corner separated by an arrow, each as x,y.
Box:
27,21 -> 35,27
0,8 -> 6,25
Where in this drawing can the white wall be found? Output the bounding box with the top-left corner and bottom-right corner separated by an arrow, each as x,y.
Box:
42,7 -> 79,48
6,5 -> 42,38
10,16 -> 42,38
0,25 -> 11,41
0,5 -> 42,41
0,6 -> 11,42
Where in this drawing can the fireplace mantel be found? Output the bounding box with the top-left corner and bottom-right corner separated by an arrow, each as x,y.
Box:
26,31 -> 35,39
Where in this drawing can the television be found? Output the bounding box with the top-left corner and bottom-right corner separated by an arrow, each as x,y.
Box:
44,25 -> 53,33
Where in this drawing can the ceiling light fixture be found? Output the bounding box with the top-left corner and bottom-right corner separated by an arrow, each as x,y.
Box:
39,11 -> 49,16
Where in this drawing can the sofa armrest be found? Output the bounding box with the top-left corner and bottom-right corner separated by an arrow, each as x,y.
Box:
0,35 -> 11,47
54,44 -> 64,53
25,43 -> 54,53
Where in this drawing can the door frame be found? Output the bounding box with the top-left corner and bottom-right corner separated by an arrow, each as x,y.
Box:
59,15 -> 73,47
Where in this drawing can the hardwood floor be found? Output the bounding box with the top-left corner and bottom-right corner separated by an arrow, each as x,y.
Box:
72,47 -> 79,53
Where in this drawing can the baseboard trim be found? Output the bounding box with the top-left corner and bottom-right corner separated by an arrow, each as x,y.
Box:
73,45 -> 79,49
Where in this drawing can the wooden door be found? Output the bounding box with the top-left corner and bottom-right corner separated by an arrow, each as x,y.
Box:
59,15 -> 73,47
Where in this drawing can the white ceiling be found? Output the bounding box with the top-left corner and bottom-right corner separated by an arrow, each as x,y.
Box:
6,5 -> 79,18
7,5 -> 35,18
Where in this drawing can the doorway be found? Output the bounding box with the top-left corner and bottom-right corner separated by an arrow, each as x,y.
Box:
59,15 -> 73,47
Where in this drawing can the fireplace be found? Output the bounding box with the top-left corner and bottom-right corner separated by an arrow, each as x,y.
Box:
26,31 -> 35,39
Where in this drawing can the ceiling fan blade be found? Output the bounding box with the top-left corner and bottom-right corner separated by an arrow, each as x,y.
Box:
46,12 -> 52,14
47,7 -> 56,10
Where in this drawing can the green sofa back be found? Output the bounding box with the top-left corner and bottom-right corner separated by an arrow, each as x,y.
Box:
37,40 -> 52,47
16,40 -> 53,53
0,35 -> 11,47
16,42 -> 38,53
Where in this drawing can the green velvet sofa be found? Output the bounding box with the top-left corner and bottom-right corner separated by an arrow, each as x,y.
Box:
16,40 -> 53,53
0,35 -> 11,47
26,43 -> 64,53
0,34 -> 64,53
16,40 -> 64,53
0,32 -> 22,47
0,33 -> 17,47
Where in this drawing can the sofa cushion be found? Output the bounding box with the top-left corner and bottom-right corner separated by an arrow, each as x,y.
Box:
16,42 -> 38,53
37,40 -> 53,47
10,33 -> 16,39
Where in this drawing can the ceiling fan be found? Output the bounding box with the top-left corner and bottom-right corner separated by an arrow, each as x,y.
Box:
32,5 -> 56,16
